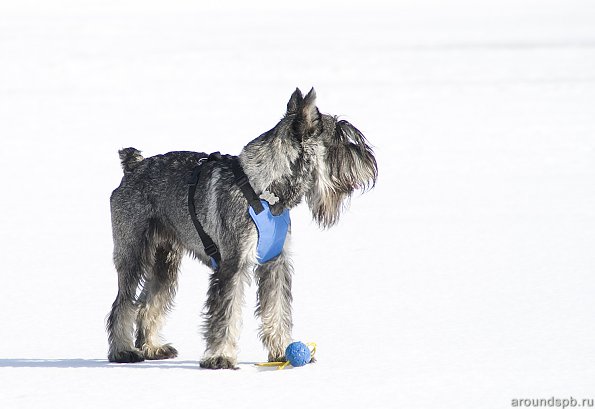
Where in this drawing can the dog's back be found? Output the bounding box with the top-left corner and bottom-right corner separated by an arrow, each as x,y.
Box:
109,148 -> 250,258
110,149 -> 215,245
112,148 -> 209,208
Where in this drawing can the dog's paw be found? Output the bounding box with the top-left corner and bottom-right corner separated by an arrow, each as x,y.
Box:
108,349 -> 145,363
199,356 -> 238,370
143,344 -> 178,360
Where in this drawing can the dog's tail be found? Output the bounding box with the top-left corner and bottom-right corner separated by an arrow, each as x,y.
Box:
118,147 -> 144,173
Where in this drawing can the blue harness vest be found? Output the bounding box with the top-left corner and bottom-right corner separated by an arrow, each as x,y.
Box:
249,200 -> 291,264
187,152 -> 289,270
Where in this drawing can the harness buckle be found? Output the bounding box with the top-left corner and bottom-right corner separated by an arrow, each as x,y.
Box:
204,243 -> 219,258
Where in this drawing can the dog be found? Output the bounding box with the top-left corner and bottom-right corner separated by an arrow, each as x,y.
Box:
106,88 -> 378,369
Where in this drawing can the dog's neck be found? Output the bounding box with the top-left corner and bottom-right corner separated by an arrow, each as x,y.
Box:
239,142 -> 315,214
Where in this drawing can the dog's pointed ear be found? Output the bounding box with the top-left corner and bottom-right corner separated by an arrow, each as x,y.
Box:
300,87 -> 321,137
286,88 -> 304,115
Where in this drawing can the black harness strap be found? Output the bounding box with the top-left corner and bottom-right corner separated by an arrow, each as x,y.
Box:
187,158 -> 222,267
187,152 -> 263,269
230,159 -> 264,214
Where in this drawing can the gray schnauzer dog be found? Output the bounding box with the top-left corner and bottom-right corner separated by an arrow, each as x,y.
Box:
106,88 -> 377,369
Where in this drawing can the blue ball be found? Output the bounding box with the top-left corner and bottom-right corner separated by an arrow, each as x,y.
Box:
285,341 -> 311,367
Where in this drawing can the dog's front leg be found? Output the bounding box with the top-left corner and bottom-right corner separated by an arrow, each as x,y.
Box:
200,261 -> 248,369
255,250 -> 293,362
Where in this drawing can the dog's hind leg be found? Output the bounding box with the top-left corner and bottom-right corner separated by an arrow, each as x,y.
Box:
135,242 -> 182,360
107,241 -> 147,363
200,260 -> 250,369
255,249 -> 294,362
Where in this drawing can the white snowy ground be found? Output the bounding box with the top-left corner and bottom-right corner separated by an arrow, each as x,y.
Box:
1,1 -> 594,408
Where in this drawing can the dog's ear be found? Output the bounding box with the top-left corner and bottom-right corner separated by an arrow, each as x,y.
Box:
286,88 -> 304,115
299,87 -> 321,138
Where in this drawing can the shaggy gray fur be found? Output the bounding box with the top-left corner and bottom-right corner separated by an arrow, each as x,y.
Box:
106,88 -> 378,369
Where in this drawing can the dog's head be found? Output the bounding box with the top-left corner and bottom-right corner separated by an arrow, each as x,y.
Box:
287,88 -> 378,228
241,87 -> 377,227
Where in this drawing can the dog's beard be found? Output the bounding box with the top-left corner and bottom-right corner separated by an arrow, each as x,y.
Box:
306,120 -> 378,228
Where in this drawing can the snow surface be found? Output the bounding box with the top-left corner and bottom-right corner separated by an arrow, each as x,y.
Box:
1,1 -> 594,408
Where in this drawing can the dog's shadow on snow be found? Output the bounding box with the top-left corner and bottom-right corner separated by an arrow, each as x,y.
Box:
0,358 -> 213,370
